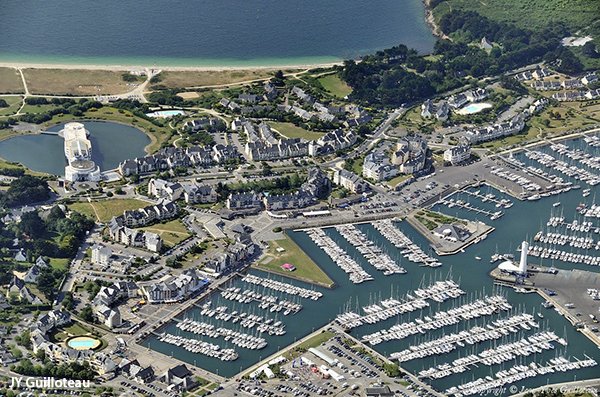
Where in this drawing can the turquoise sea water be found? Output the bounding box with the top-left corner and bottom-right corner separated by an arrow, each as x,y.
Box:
0,0 -> 435,66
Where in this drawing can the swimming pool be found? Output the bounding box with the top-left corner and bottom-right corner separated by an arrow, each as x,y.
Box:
146,110 -> 186,118
456,102 -> 493,115
67,336 -> 102,350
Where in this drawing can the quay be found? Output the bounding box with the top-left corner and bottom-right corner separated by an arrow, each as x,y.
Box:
489,266 -> 600,348
406,211 -> 495,256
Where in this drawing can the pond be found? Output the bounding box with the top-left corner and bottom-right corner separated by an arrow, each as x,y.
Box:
0,121 -> 150,175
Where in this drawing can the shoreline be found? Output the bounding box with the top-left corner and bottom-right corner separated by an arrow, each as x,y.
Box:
422,0 -> 450,41
0,60 -> 343,72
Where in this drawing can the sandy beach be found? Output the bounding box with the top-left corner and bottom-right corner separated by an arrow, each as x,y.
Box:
0,61 -> 343,72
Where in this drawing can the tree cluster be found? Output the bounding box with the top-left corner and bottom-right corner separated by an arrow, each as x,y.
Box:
340,10 -> 575,107
0,175 -> 50,207
11,359 -> 96,380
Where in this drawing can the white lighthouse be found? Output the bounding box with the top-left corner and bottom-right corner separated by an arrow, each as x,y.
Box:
518,241 -> 528,275
497,240 -> 529,275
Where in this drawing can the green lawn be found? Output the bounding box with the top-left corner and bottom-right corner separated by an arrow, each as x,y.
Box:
317,74 -> 352,98
0,96 -> 22,116
270,121 -> 324,140
49,258 -> 70,272
52,322 -> 91,342
255,235 -> 334,288
283,330 -> 335,360
69,198 -> 149,222
432,0 -> 598,32
21,103 -> 59,115
386,174 -> 412,188
139,219 -> 191,248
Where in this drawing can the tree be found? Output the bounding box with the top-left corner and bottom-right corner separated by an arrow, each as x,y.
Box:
46,206 -> 65,229
582,41 -> 598,58
80,305 -> 94,322
36,268 -> 59,301
261,162 -> 273,176
19,212 -> 46,238
0,99 -> 9,108
1,175 -> 50,207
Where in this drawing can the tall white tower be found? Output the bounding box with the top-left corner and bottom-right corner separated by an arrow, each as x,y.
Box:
518,241 -> 529,274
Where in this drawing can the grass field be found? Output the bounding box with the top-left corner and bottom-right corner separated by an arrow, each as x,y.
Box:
256,235 -> 334,288
152,69 -> 279,89
69,198 -> 149,222
49,258 -> 70,272
270,121 -> 324,140
0,68 -> 24,94
0,95 -> 22,116
21,103 -> 57,115
386,174 -> 412,188
139,219 -> 191,248
317,74 -> 352,98
432,0 -> 598,32
48,106 -> 173,153
23,69 -> 140,96
282,330 -> 335,361
52,322 -> 91,342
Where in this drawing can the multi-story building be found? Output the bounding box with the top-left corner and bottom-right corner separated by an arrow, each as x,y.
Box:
443,145 -> 472,165
333,169 -> 369,194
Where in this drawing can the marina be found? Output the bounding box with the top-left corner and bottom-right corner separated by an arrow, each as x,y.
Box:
444,357 -> 597,396
157,333 -> 239,361
438,197 -> 504,220
306,227 -> 374,284
419,331 -> 565,379
335,280 -> 465,330
388,313 -> 542,363
373,219 -> 441,266
175,318 -> 268,350
193,301 -> 286,335
143,134 -> 600,393
219,286 -> 303,315
335,223 -> 407,275
241,273 -> 323,300
361,295 -> 511,346
460,189 -> 513,209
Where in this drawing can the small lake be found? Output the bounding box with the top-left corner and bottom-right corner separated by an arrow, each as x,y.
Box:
0,121 -> 150,175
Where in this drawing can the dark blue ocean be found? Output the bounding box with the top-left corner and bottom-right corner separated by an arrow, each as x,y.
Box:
0,0 -> 435,66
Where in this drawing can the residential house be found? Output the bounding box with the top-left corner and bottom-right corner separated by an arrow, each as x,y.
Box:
91,244 -> 113,266
362,151 -> 397,181
182,183 -> 217,204
332,170 -> 369,194
443,145 -> 472,165
226,192 -> 263,211
448,93 -> 468,109
421,100 -> 449,121
301,167 -> 331,199
263,191 -> 315,211
94,304 -> 122,328
159,364 -> 197,391
308,129 -> 356,156
141,269 -> 208,304
465,114 -> 526,143
148,179 -> 183,202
